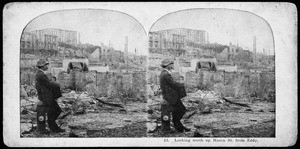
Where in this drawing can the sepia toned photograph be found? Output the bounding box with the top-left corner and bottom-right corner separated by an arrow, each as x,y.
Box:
19,9 -> 148,138
146,8 -> 276,138
3,2 -> 297,147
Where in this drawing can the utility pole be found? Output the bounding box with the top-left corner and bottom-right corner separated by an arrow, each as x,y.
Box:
253,36 -> 256,63
124,36 -> 128,66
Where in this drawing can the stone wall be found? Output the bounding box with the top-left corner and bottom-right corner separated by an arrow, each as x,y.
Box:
57,70 -> 147,102
20,58 -> 38,68
185,71 -> 202,92
20,68 -> 275,102
57,71 -> 74,89
148,69 -> 275,100
182,70 -> 275,100
259,72 -> 276,102
132,72 -> 147,101
20,70 -> 36,85
147,70 -> 160,85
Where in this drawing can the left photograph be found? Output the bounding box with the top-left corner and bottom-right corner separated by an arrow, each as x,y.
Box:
20,9 -> 148,138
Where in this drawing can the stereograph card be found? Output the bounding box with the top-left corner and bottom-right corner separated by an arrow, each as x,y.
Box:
3,2 -> 297,147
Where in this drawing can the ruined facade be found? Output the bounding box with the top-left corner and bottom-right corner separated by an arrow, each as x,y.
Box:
21,28 -> 78,52
149,28 -> 207,51
29,28 -> 78,45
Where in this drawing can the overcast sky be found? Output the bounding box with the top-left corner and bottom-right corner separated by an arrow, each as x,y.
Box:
24,9 -> 148,55
151,9 -> 275,55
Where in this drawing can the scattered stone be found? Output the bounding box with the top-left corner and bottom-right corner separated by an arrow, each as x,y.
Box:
142,109 -> 148,113
23,85 -> 37,97
124,118 -> 132,122
81,101 -> 91,107
216,100 -> 224,104
269,108 -> 275,112
261,118 -> 275,123
147,122 -> 157,133
148,109 -> 154,114
183,119 -> 194,124
75,107 -> 85,115
85,109 -> 95,113
184,111 -> 197,119
68,125 -> 86,130
194,124 -> 212,129
131,109 -> 139,112
62,89 -> 71,93
245,108 -> 253,112
58,111 -> 71,119
64,91 -> 77,99
20,119 -> 32,123
20,85 -> 28,98
89,100 -> 96,105
258,109 -> 264,112
211,108 -> 222,113
68,131 -> 79,137
62,98 -> 75,104
201,130 -> 214,137
119,108 -> 127,113
193,131 -> 204,137
21,109 -> 28,115
86,129 -> 103,137
197,100 -> 206,111
202,106 -> 211,114
20,123 -> 33,134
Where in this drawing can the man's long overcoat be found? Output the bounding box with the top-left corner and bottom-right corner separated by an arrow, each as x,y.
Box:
159,70 -> 185,106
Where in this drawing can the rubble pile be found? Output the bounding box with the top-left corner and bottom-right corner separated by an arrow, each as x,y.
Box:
20,86 -> 148,137
147,88 -> 275,137
20,85 -> 38,97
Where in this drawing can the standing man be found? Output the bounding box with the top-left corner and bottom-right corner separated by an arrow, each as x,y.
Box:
159,58 -> 190,133
35,59 -> 65,134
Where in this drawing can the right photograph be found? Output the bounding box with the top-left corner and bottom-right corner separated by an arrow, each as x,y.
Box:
146,8 -> 275,138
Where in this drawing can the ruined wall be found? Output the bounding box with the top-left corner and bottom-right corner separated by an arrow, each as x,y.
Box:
185,71 -> 203,92
20,70 -> 36,85
20,59 -> 38,68
57,71 -> 74,89
170,72 -> 181,82
147,70 -> 160,85
259,72 -> 275,102
56,70 -> 147,102
132,71 -> 147,102
144,69 -> 275,100
20,68 -> 275,102
181,70 -> 275,100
